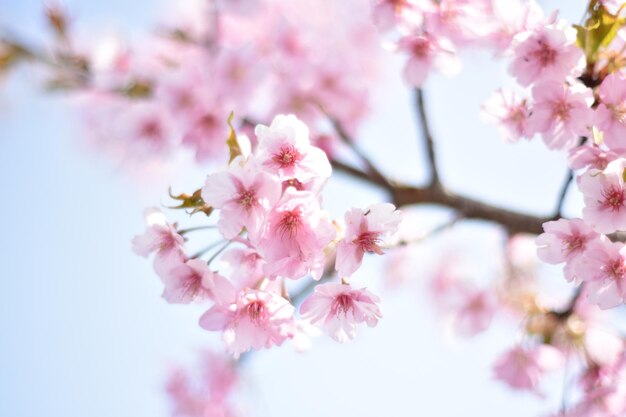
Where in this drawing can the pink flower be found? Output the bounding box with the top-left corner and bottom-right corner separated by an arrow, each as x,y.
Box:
221,247 -> 265,289
336,203 -> 401,278
493,344 -> 564,394
199,281 -> 295,357
509,24 -> 584,87
484,0 -> 545,51
202,156 -> 281,241
300,282 -> 382,343
578,158 -> 626,234
451,289 -> 497,337
166,350 -> 241,417
481,89 -> 533,141
536,218 -> 600,283
397,33 -> 461,87
182,109 -> 230,162
132,210 -> 186,276
372,0 -> 423,31
568,144 -> 619,171
595,72 -> 626,150
575,239 -> 626,309
255,114 -> 331,181
527,81 -> 593,150
258,189 -> 336,280
160,259 -> 219,304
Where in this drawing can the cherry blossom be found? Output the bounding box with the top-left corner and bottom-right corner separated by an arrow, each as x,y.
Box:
258,189 -> 336,280
575,239 -> 626,309
397,33 -> 461,87
536,218 -> 600,283
595,72 -> 626,150
300,282 -> 382,343
509,24 -> 584,87
336,203 -> 401,278
202,156 -> 281,241
255,115 -> 331,181
199,283 -> 295,357
132,209 -> 186,276
481,89 -> 533,141
527,81 -> 593,150
578,158 -> 626,234
493,344 -> 564,394
160,259 -> 219,304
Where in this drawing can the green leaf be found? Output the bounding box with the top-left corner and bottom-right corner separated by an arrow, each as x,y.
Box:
575,3 -> 626,64
168,187 -> 213,216
116,79 -> 153,98
226,111 -> 241,164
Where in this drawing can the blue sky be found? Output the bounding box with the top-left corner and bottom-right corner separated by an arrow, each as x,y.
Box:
0,1 -> 585,416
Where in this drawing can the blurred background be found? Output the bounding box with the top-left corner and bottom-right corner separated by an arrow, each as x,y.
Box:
0,0 -> 584,416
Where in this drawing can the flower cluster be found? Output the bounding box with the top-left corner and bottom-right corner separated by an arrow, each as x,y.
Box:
133,114 -> 401,357
69,0 -> 381,165
376,0 -> 549,87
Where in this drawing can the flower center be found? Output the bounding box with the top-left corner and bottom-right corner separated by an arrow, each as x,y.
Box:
277,209 -> 302,237
554,100 -> 572,121
246,300 -> 268,325
272,144 -> 302,169
564,234 -> 584,255
354,231 -> 383,254
332,293 -> 354,316
532,39 -> 557,67
140,119 -> 163,140
180,271 -> 202,298
237,188 -> 256,210
601,186 -> 625,212
411,38 -> 430,58
603,259 -> 626,281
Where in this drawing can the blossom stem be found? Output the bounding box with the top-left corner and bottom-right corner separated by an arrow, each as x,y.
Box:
414,89 -> 440,187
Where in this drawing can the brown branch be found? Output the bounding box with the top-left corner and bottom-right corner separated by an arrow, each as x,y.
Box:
553,137 -> 586,219
415,89 -> 440,186
331,160 -> 550,235
392,185 -> 550,234
323,111 -> 393,191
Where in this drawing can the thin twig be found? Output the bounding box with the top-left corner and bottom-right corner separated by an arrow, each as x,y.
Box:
553,137 -> 586,219
554,169 -> 574,219
178,225 -> 217,235
392,213 -> 464,248
190,240 -> 225,259
415,89 -> 440,186
320,108 -> 393,191
207,240 -> 234,265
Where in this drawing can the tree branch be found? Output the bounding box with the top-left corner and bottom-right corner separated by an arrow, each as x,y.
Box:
414,89 -> 440,186
323,111 -> 393,191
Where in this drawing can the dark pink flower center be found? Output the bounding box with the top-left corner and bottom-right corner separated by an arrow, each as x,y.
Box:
139,119 -> 163,140
411,38 -> 430,58
564,234 -> 585,255
532,39 -> 557,67
354,231 -> 383,254
180,271 -> 202,298
277,208 -> 303,237
331,293 -> 354,316
237,188 -> 257,210
158,230 -> 179,252
602,258 -> 626,281
200,114 -> 218,129
554,100 -> 572,121
600,186 -> 625,211
246,300 -> 268,325
272,145 -> 302,169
